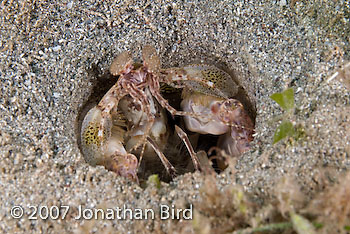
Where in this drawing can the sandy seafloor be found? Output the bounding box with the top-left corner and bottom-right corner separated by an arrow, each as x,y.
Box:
0,0 -> 349,233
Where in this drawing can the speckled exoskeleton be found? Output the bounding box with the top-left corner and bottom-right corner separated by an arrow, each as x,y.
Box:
178,64 -> 254,158
81,105 -> 139,181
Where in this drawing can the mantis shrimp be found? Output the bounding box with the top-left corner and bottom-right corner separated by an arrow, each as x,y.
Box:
80,45 -> 255,182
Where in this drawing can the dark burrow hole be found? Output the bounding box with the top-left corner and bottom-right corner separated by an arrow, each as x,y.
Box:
76,61 -> 256,184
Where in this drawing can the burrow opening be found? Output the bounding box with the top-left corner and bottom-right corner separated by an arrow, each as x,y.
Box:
76,60 -> 256,184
